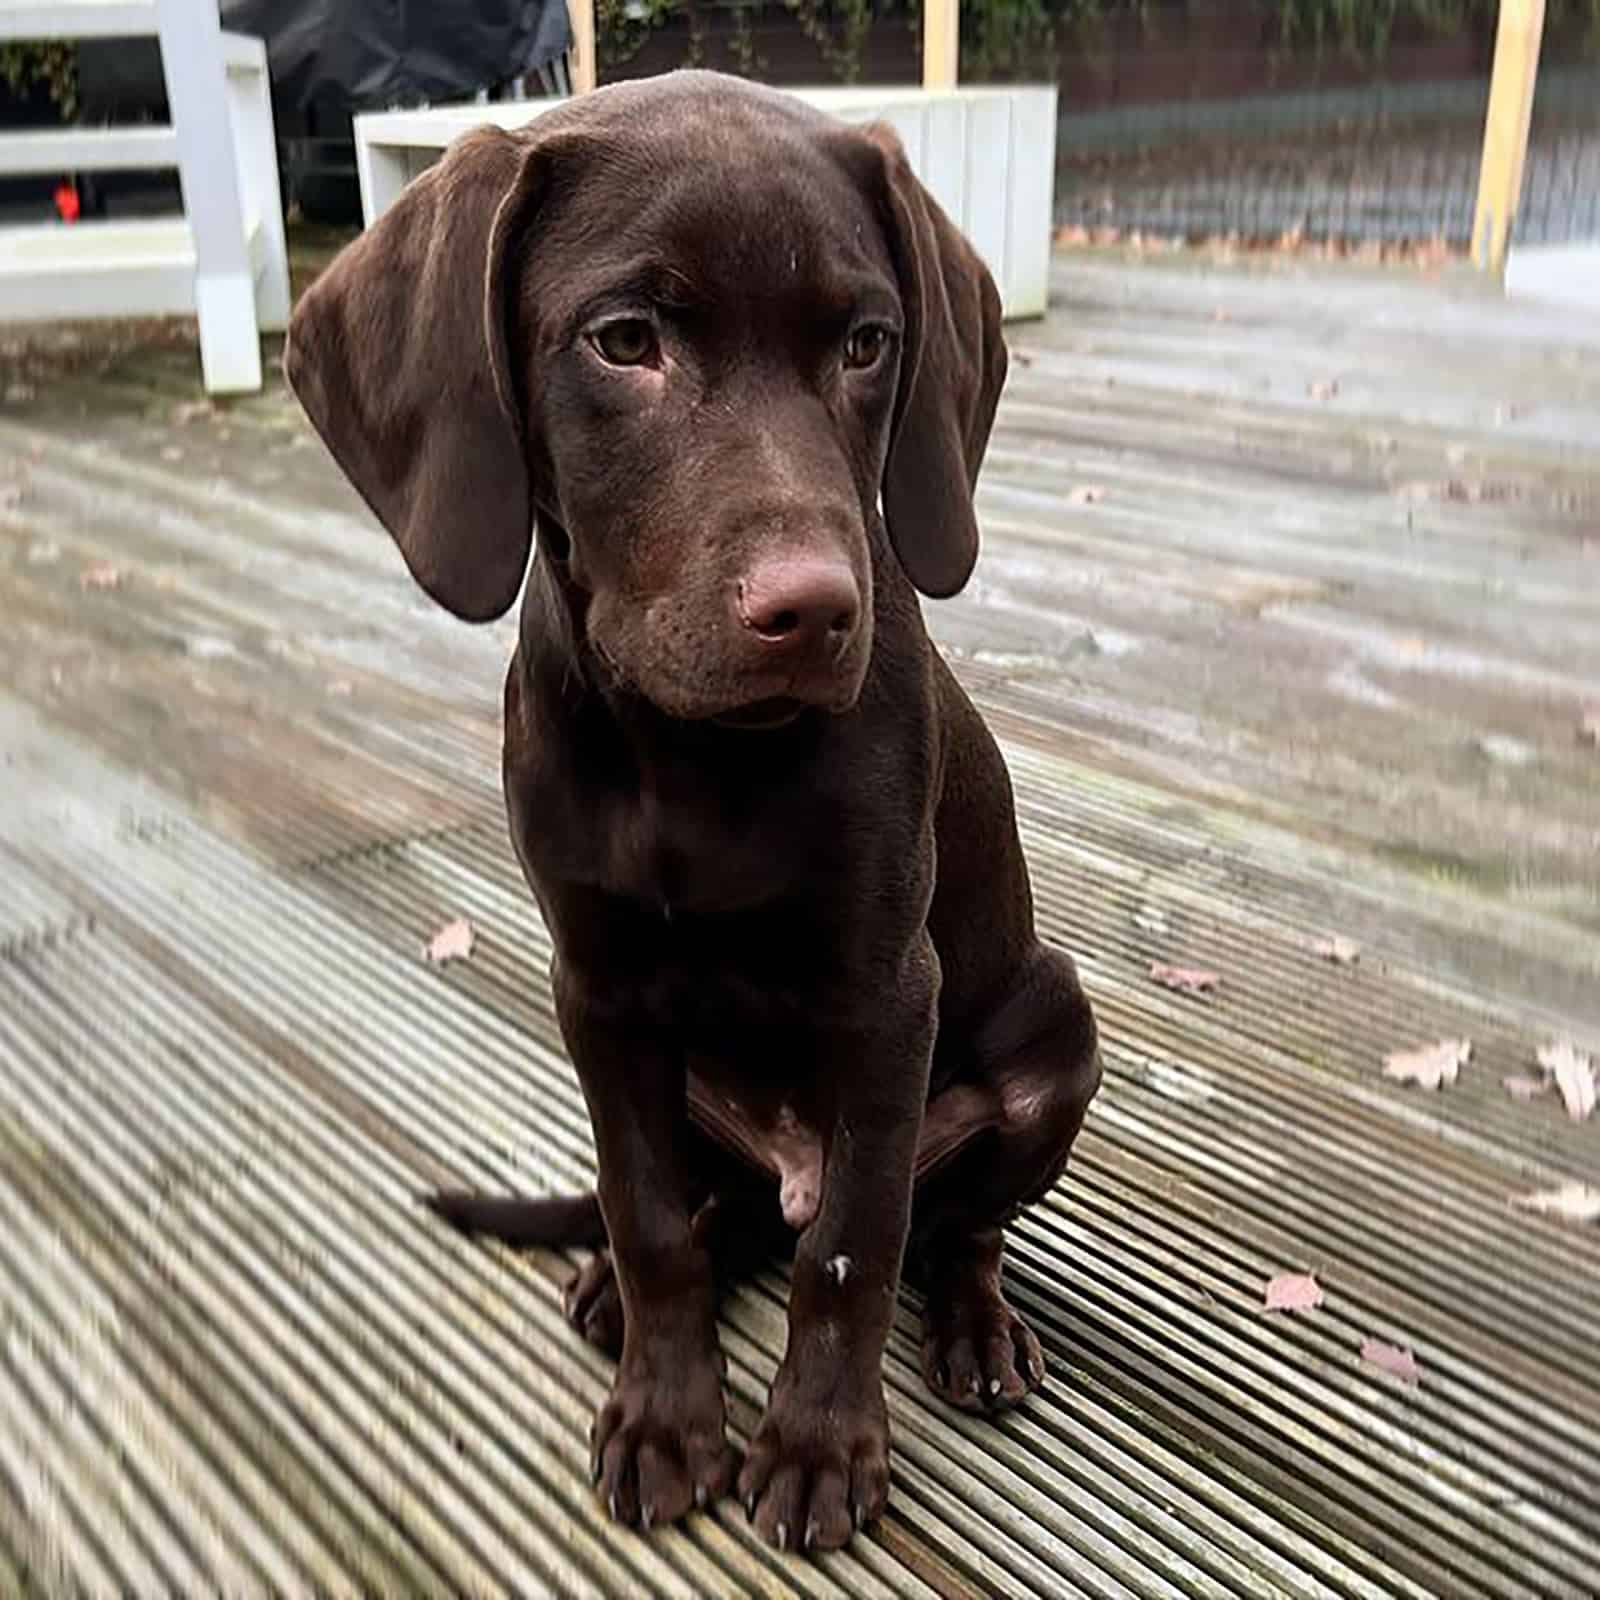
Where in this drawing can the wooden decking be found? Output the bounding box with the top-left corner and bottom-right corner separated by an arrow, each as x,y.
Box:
0,246 -> 1596,1597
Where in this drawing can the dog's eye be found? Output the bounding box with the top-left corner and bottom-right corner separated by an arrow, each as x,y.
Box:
843,325 -> 890,370
591,319 -> 658,367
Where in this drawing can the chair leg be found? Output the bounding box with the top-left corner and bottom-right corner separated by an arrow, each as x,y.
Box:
156,0 -> 261,394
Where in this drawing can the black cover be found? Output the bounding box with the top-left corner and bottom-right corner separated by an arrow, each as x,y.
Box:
76,1 -> 573,125
222,0 -> 572,117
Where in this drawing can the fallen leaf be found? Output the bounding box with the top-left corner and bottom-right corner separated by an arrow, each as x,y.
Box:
1502,1074 -> 1551,1102
1263,1272 -> 1323,1312
1512,1182 -> 1600,1224
424,917 -> 475,965
1150,963 -> 1220,995
1383,1037 -> 1470,1090
1360,1339 -> 1419,1385
80,563 -> 122,591
1537,1039 -> 1596,1123
1313,935 -> 1361,966
1308,379 -> 1339,401
1067,484 -> 1107,506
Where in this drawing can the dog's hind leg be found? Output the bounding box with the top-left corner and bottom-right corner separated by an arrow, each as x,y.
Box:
909,944 -> 1101,1414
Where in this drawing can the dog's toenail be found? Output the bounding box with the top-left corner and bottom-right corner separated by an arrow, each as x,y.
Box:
988,1377 -> 1002,1397
853,1502 -> 866,1529
695,1483 -> 708,1508
775,1520 -> 789,1551
804,1520 -> 819,1550
608,1491 -> 621,1520
641,1505 -> 654,1530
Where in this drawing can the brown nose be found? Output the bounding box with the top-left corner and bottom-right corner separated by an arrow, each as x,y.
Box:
737,557 -> 860,653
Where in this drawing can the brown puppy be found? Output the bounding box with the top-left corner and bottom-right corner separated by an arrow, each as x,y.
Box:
287,69 -> 1101,1554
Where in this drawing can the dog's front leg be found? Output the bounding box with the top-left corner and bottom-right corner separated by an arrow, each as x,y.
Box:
738,934 -> 939,1553
556,965 -> 737,1528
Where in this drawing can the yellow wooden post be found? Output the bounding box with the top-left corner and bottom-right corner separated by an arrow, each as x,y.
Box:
568,0 -> 598,95
922,0 -> 959,89
1472,0 -> 1547,276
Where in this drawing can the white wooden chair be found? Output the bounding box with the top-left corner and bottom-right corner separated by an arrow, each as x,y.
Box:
0,0 -> 289,393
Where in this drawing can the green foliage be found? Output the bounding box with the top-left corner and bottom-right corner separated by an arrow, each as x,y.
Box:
593,0 -> 1600,82
0,40 -> 78,119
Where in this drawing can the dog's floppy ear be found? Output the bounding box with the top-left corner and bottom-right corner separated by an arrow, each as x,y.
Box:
858,124 -> 1007,599
285,127 -> 540,622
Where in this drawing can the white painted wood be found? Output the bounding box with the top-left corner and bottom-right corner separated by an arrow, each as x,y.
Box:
1505,243 -> 1600,312
0,219 -> 198,318
0,0 -> 290,393
353,86 -> 1058,320
0,126 -> 177,174
157,0 -> 257,390
0,0 -> 157,39
223,28 -> 289,331
1004,87 -> 1057,326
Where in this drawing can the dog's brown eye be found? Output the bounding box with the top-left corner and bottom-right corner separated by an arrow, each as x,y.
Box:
843,325 -> 889,370
592,319 -> 657,367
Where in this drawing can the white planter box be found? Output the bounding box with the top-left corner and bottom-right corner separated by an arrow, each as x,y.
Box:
353,85 -> 1057,321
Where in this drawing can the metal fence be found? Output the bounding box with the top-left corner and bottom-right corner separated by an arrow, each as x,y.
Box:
1053,60 -> 1600,248
593,2 -> 1600,253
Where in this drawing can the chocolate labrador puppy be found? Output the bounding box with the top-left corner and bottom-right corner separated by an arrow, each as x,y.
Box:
287,69 -> 1101,1553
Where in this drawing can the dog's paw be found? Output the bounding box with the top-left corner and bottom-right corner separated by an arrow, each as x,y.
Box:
564,1252 -> 625,1359
738,1373 -> 890,1552
921,1284 -> 1044,1413
591,1360 -> 735,1529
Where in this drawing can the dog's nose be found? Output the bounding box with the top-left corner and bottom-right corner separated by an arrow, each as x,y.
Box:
737,557 -> 860,653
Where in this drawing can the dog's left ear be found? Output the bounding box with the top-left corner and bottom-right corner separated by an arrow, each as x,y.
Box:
284,126 -> 542,623
854,124 -> 1007,599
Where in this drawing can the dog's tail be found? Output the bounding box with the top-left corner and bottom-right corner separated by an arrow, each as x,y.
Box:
423,1188 -> 606,1249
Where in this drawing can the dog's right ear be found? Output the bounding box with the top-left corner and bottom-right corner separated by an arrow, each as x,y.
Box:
285,127 -> 541,623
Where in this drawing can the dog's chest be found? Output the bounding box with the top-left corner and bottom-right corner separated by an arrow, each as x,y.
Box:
591,765 -> 805,919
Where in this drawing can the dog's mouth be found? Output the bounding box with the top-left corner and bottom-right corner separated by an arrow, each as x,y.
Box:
710,697 -> 807,732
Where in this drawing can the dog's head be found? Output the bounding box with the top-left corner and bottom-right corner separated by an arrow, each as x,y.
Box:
286,71 -> 1005,726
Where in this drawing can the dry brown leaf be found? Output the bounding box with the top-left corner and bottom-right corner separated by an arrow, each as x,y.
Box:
1313,935 -> 1361,966
1263,1272 -> 1323,1312
1512,1183 -> 1600,1223
80,562 -> 122,591
1150,963 -> 1220,996
1360,1339 -> 1419,1385
1383,1037 -> 1470,1090
1067,485 -> 1107,506
424,916 -> 475,965
1537,1039 -> 1596,1123
1502,1073 -> 1551,1102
